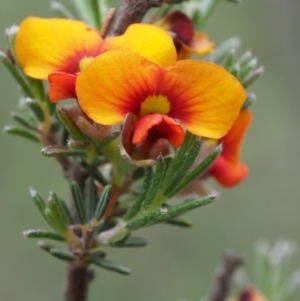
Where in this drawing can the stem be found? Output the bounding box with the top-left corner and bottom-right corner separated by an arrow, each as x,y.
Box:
64,263 -> 94,301
112,0 -> 163,35
208,251 -> 245,301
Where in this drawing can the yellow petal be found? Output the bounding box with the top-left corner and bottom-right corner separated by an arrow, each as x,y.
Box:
102,24 -> 177,67
15,17 -> 103,79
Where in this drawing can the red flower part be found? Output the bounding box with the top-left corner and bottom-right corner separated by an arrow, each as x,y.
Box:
156,11 -> 214,59
209,109 -> 252,187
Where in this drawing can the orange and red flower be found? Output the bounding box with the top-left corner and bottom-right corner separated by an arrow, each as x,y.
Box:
156,11 -> 214,59
15,17 -> 177,102
209,109 -> 252,187
229,287 -> 267,301
76,50 -> 246,149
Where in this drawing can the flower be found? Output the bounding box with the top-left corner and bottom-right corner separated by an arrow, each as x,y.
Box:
229,287 -> 268,301
15,17 -> 177,102
156,11 -> 214,59
76,50 -> 246,149
209,109 -> 252,187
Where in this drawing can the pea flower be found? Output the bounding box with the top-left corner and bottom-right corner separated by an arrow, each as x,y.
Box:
15,17 -> 177,102
229,287 -> 267,301
76,50 -> 246,153
209,109 -> 252,187
156,11 -> 214,59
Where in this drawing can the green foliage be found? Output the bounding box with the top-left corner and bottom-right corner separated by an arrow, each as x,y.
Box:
91,257 -> 131,275
51,1 -> 75,19
4,125 -> 40,143
39,242 -> 75,261
126,194 -> 216,231
94,185 -> 112,221
23,230 -> 66,242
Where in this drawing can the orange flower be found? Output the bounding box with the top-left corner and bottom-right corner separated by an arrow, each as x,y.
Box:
209,109 -> 252,187
15,17 -> 177,102
229,287 -> 268,301
156,11 -> 214,59
76,50 -> 246,148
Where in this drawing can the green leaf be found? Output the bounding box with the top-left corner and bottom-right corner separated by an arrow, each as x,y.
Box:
71,181 -> 87,224
223,49 -> 236,71
71,0 -> 94,27
231,64 -> 240,79
4,125 -> 40,143
58,198 -> 74,225
67,140 -> 90,151
109,231 -> 131,247
143,157 -> 166,210
47,191 -> 69,232
83,164 -> 108,186
96,131 -> 120,152
242,92 -> 256,110
41,145 -> 86,157
26,98 -> 45,122
207,37 -> 240,63
236,51 -> 252,66
23,229 -> 66,241
117,236 -> 147,248
89,0 -> 101,29
197,0 -> 222,28
0,52 -> 33,97
29,187 -> 48,222
91,257 -> 131,275
242,66 -> 264,89
94,185 -> 112,221
126,195 -> 216,231
171,144 -> 222,196
132,167 -> 145,180
84,177 -> 96,221
165,217 -> 193,228
123,167 -> 153,221
164,135 -> 202,198
10,111 -> 37,131
27,78 -> 46,103
38,242 -> 75,261
56,106 -> 86,140
224,0 -> 242,3
239,58 -> 258,81
50,1 -> 75,19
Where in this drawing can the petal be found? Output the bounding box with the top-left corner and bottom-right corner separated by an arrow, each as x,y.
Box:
48,73 -> 77,102
221,109 -> 252,165
119,113 -> 174,166
15,17 -> 103,79
161,60 -> 247,139
102,24 -> 177,67
178,33 -> 214,59
156,11 -> 214,59
132,114 -> 185,147
210,155 -> 249,187
156,11 -> 194,45
76,50 -> 162,125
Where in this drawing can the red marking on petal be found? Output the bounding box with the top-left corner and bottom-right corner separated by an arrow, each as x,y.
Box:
48,72 -> 77,102
132,114 -> 184,148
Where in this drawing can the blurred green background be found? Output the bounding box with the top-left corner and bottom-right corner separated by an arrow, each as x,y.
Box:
0,1 -> 299,300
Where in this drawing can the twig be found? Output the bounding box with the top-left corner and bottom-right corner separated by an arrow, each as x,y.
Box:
100,8 -> 116,38
112,0 -> 163,35
208,251 -> 245,301
64,263 -> 94,301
